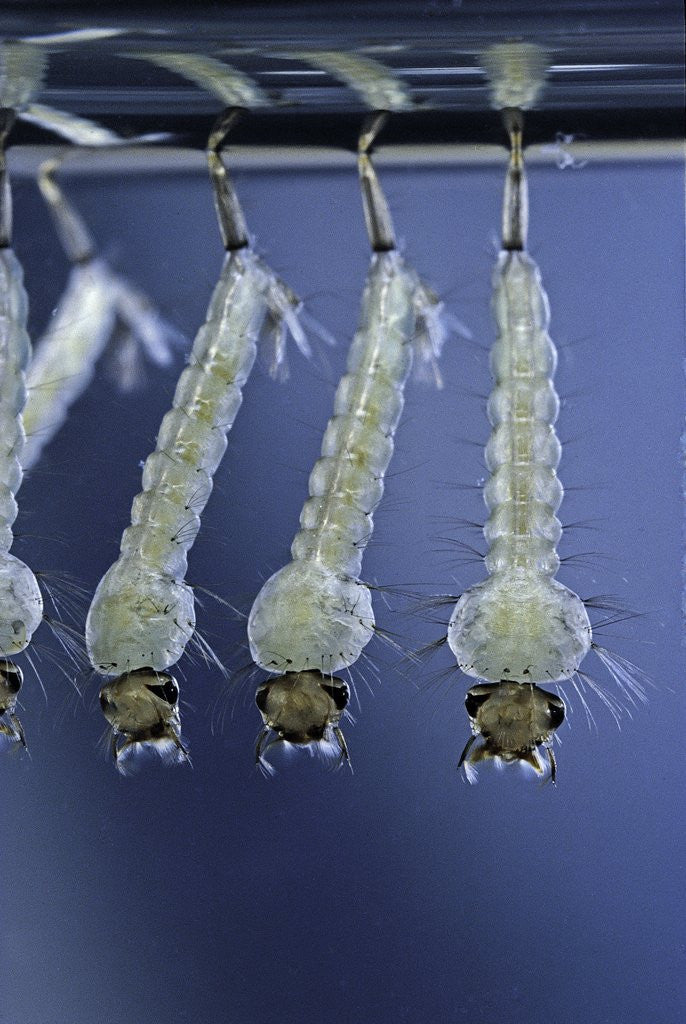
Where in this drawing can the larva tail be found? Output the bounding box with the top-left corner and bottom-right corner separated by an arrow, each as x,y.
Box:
106,274 -> 187,391
357,107 -> 455,389
410,279 -> 449,388
22,28 -> 127,46
260,268 -> 312,381
19,104 -> 125,146
204,105 -> 315,382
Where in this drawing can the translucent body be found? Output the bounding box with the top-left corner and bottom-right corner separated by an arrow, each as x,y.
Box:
248,561 -> 375,676
249,251 -> 435,674
0,250 -> 43,656
24,263 -> 116,470
87,249 -> 305,674
448,250 -> 591,683
22,261 -> 177,470
0,39 -> 122,145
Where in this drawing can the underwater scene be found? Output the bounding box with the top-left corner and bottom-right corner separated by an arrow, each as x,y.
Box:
1,3 -> 684,1023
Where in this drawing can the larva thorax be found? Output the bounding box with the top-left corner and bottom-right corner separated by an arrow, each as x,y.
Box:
247,561 -> 375,676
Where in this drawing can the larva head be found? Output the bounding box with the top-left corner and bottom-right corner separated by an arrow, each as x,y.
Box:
0,553 -> 44,656
99,668 -> 189,772
459,681 -> 565,782
0,659 -> 25,747
255,671 -> 349,765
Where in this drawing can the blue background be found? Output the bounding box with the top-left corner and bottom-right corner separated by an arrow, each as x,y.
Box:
2,152 -> 684,1023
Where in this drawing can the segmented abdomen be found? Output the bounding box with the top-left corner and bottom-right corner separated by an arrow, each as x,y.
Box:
86,250 -> 271,673
292,251 -> 415,578
0,249 -> 31,550
0,249 -> 44,655
122,251 -> 268,576
248,251 -> 423,674
483,250 -> 562,577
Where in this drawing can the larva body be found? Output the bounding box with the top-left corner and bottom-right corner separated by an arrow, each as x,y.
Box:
250,110 -> 447,766
84,105 -> 313,769
448,250 -> 592,684
0,249 -> 43,655
0,39 -> 151,751
22,160 -> 180,471
23,262 -> 180,471
249,249 -> 439,676
1,38 -> 123,146
22,261 -> 117,469
86,249 -> 289,674
447,44 -> 633,781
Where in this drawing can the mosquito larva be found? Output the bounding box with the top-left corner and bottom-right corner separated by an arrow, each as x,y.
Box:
0,40 -> 165,749
86,107 -> 311,771
0,110 -> 43,743
22,158 -> 181,471
448,44 -> 645,782
248,108 -> 447,771
0,34 -> 127,146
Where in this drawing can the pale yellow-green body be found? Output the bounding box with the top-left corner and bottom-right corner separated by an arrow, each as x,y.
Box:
448,251 -> 591,683
0,250 -> 43,657
87,249 -> 307,675
249,251 -> 444,675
